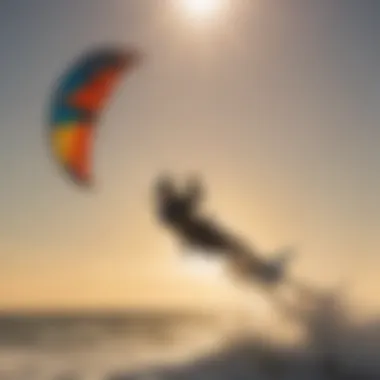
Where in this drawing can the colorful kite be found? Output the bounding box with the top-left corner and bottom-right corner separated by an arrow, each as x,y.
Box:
48,47 -> 142,187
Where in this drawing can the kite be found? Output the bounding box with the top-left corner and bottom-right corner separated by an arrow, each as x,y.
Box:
48,47 -> 142,187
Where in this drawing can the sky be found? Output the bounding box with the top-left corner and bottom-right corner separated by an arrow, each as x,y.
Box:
0,0 -> 379,312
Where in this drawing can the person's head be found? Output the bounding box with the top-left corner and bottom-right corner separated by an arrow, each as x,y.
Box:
185,173 -> 204,202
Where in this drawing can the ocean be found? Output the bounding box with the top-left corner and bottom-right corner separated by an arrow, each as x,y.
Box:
0,293 -> 380,380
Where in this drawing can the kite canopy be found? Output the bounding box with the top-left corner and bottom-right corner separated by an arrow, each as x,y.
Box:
48,47 -> 142,187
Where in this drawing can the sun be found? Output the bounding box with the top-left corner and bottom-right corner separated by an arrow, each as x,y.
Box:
183,0 -> 220,16
177,0 -> 228,23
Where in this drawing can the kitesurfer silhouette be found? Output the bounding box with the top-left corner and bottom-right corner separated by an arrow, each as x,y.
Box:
154,174 -> 287,286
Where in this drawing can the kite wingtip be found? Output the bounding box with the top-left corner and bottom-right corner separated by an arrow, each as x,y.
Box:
67,173 -> 95,190
80,177 -> 96,190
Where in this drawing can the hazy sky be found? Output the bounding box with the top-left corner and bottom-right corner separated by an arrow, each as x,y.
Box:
0,0 -> 379,311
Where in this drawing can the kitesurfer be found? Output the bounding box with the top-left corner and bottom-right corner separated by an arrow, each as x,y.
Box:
153,174 -> 287,286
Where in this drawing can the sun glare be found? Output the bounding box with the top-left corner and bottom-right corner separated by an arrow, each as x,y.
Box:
181,252 -> 225,279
